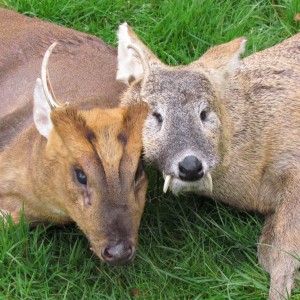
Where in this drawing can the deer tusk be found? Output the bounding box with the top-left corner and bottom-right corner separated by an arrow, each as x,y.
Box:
163,175 -> 172,193
204,172 -> 213,193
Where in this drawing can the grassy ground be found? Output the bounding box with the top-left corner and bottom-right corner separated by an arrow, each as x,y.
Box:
0,0 -> 300,299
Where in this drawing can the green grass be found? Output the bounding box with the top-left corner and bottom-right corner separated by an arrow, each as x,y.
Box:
0,0 -> 300,299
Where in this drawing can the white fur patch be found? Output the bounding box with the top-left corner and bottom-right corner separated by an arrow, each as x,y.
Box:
33,78 -> 53,139
227,38 -> 247,74
117,23 -> 144,85
170,177 -> 209,195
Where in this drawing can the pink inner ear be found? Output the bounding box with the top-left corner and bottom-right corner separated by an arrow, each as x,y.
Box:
34,109 -> 52,138
37,114 -> 50,126
33,78 -> 53,138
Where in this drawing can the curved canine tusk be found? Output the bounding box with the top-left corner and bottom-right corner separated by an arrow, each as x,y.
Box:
204,172 -> 213,193
41,42 -> 63,110
163,175 -> 172,193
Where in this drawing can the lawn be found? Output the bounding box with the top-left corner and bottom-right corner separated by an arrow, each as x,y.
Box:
0,0 -> 300,299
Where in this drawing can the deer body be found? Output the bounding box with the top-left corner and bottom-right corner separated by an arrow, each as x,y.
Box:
0,8 -> 125,149
211,34 -> 300,214
0,9 -> 148,266
117,23 -> 300,298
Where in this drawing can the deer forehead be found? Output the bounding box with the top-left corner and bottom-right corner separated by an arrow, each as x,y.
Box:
83,109 -> 143,172
141,68 -> 216,104
82,113 -> 126,169
48,110 -> 120,164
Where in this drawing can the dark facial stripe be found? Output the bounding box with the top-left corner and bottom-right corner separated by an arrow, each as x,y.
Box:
87,132 -> 108,191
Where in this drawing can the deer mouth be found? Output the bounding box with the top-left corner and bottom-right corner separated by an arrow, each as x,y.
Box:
162,171 -> 213,194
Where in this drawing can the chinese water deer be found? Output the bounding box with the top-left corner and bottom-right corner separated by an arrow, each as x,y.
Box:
0,9 -> 148,266
117,23 -> 300,298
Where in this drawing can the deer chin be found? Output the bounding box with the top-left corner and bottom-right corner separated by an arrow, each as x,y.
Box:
163,171 -> 213,195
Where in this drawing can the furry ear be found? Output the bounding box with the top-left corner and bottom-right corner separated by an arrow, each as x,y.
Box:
33,78 -> 53,139
117,23 -> 162,85
190,37 -> 247,88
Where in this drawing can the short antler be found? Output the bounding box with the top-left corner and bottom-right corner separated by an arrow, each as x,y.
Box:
41,42 -> 65,110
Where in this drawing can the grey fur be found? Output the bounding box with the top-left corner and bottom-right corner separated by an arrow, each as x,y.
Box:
118,26 -> 300,299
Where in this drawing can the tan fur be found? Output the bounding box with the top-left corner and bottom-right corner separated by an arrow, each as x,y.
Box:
0,9 -> 148,265
117,24 -> 300,298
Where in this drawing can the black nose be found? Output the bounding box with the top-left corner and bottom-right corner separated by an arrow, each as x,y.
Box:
178,155 -> 204,181
101,241 -> 135,265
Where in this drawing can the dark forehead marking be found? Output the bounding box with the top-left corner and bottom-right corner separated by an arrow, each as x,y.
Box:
87,125 -> 116,158
64,107 -> 96,143
83,125 -> 109,187
87,123 -> 128,194
118,132 -> 128,145
86,128 -> 96,143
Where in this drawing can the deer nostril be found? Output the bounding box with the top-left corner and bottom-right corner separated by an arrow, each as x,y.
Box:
103,247 -> 114,260
178,155 -> 203,181
101,242 -> 135,265
179,164 -> 187,173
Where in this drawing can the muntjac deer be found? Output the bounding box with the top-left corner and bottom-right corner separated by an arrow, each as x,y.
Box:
0,9 -> 148,266
117,23 -> 300,298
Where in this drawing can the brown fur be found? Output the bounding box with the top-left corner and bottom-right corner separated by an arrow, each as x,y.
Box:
0,9 -> 148,264
0,8 -> 125,149
117,24 -> 300,298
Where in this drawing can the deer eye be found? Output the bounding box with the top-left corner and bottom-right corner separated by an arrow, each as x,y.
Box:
135,158 -> 144,185
152,112 -> 163,123
200,110 -> 207,121
75,169 -> 87,185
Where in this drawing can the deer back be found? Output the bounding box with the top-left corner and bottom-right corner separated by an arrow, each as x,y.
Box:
0,8 -> 125,150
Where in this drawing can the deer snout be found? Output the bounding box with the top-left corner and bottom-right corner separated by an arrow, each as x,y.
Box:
178,155 -> 204,181
100,241 -> 135,265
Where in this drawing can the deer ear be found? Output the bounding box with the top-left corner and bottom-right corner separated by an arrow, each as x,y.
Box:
117,23 -> 162,85
33,78 -> 53,139
191,37 -> 247,88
